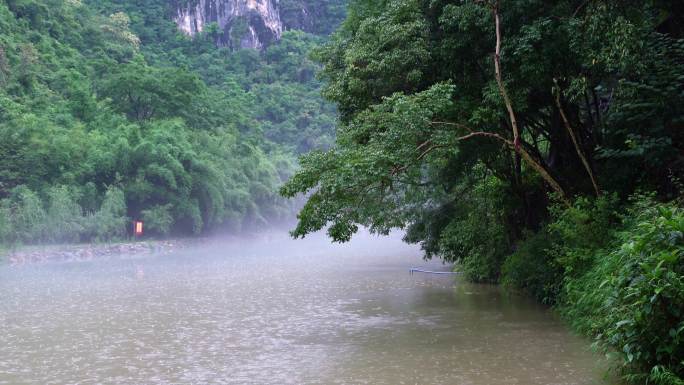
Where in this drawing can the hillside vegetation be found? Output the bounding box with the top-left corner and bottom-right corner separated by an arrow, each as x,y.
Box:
0,0 -> 343,243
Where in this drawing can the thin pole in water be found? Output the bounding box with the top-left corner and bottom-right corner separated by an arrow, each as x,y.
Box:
409,268 -> 462,275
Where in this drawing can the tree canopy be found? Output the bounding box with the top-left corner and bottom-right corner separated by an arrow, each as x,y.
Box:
283,0 -> 683,250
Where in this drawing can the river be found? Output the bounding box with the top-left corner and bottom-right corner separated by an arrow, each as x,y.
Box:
0,231 -> 609,384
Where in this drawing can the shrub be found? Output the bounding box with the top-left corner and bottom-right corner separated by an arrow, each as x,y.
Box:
434,171 -> 511,282
548,194 -> 620,278
141,204 -> 173,236
0,201 -> 12,246
502,230 -> 562,304
84,186 -> 128,242
562,200 -> 684,384
602,204 -> 684,382
502,195 -> 619,305
3,186 -> 47,244
45,185 -> 84,243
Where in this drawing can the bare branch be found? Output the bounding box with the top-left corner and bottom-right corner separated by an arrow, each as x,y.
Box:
429,121 -> 477,133
554,83 -> 601,196
492,1 -> 521,151
456,130 -> 509,143
486,2 -> 569,204
415,140 -> 433,152
572,0 -> 590,17
417,144 -> 447,160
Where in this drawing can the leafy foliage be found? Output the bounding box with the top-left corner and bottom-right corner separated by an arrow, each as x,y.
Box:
502,194 -> 620,303
141,204 -> 173,236
0,0 -> 345,245
45,185 -> 84,243
1,186 -> 47,244
285,0 -> 683,244
0,184 -> 127,245
502,229 -> 560,304
87,186 -> 128,241
561,199 -> 684,383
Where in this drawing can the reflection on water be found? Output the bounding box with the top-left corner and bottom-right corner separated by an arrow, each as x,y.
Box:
0,232 -> 608,384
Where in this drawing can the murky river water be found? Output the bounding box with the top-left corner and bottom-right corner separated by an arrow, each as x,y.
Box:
0,232 -> 609,384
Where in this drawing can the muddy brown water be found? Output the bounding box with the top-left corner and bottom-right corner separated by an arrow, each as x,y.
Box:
0,232 -> 609,384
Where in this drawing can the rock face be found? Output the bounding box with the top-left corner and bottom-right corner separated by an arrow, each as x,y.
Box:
279,0 -> 345,36
278,0 -> 314,32
174,0 -> 282,50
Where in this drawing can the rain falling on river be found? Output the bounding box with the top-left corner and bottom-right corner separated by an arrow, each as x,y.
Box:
0,231 -> 609,384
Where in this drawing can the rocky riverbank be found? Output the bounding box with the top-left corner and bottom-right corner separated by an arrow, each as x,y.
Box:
2,240 -> 189,265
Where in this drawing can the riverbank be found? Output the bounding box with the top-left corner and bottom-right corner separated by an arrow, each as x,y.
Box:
0,231 -> 284,266
1,239 -> 190,265
499,198 -> 684,384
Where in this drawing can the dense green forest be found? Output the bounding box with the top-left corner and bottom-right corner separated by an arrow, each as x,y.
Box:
281,0 -> 684,383
0,0 -> 344,242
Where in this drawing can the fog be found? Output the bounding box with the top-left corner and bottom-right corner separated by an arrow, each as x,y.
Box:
0,230 -> 607,385
191,228 -> 424,262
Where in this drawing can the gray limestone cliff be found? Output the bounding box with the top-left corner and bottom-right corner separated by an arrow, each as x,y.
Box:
174,0 -> 282,50
172,0 -> 346,49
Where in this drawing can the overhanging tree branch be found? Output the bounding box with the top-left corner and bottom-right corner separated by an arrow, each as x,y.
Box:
492,1 -> 520,151
454,130 -> 568,203
554,83 -> 601,196
474,1 -> 570,203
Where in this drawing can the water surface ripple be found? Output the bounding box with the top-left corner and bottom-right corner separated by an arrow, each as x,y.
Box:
0,232 -> 608,384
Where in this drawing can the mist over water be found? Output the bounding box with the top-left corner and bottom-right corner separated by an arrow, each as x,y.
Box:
0,231 -> 608,384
